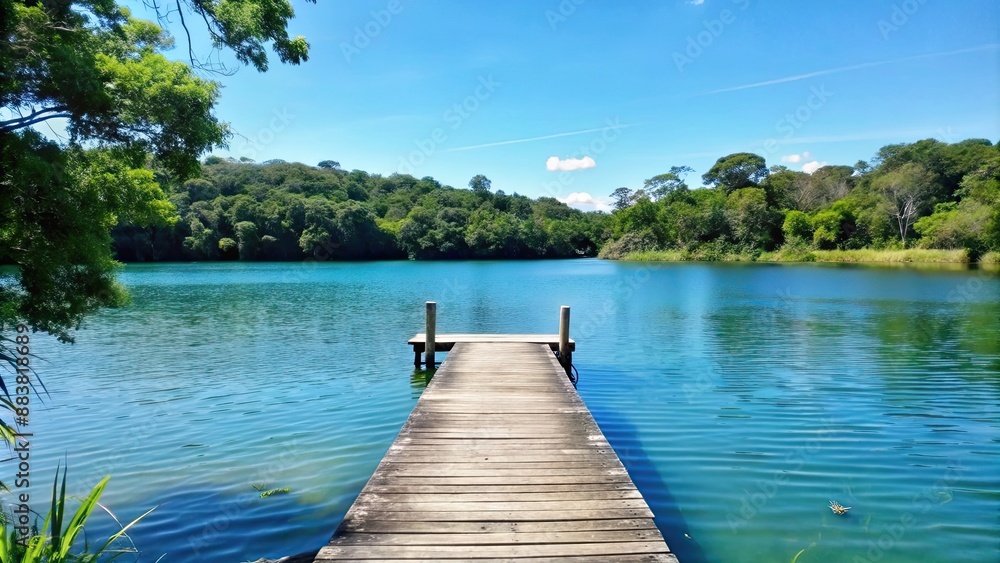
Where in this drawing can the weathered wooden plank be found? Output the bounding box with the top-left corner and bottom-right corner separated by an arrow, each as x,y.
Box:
365,484 -> 638,494
315,342 -> 673,562
388,446 -> 612,455
383,452 -> 619,463
379,464 -> 627,474
365,475 -> 636,486
332,507 -> 653,524
330,529 -> 664,546
359,490 -> 645,502
407,333 -> 577,352
335,519 -> 659,535
349,499 -> 653,513
397,440 -> 610,449
318,541 -> 669,559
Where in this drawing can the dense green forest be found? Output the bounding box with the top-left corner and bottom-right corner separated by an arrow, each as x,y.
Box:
599,138 -> 1000,262
111,159 -> 609,261
110,137 -> 1000,264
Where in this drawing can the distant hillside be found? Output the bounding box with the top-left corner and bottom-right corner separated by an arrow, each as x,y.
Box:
112,159 -> 611,261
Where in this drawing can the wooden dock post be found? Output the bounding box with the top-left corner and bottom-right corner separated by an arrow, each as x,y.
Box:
559,305 -> 571,372
425,301 -> 436,368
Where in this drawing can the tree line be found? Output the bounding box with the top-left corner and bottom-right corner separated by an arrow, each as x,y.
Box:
110,137 -> 1000,265
600,138 -> 1000,261
111,159 -> 609,262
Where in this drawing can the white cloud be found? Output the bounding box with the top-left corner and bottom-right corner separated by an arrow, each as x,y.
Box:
802,161 -> 828,174
687,0 -> 705,4
558,192 -> 612,212
561,192 -> 596,205
546,156 -> 596,172
781,151 -> 810,164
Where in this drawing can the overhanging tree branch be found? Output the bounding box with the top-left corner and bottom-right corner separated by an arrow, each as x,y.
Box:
175,0 -> 197,69
0,106 -> 72,132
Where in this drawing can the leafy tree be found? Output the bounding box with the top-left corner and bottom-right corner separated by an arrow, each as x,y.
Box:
183,218 -> 218,258
913,202 -> 991,254
644,166 -> 693,200
610,187 -> 633,211
763,167 -> 806,209
465,209 -> 521,258
612,195 -> 661,243
139,0 -> 313,73
469,174 -> 492,193
782,210 -> 813,243
811,207 -> 851,250
703,153 -> 769,193
1,0 -> 313,343
218,237 -> 238,259
234,221 -> 259,260
186,178 -> 220,201
1,137 -> 177,342
724,188 -> 776,250
317,160 -> 341,170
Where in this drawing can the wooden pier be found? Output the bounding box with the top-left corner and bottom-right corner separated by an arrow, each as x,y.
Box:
314,307 -> 675,562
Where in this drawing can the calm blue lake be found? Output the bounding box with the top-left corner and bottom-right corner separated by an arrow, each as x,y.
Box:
13,260 -> 1000,562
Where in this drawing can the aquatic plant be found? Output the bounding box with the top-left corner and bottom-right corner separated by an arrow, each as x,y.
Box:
828,500 -> 851,515
0,466 -> 154,562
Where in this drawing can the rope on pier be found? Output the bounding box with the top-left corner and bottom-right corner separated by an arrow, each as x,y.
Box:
554,350 -> 580,387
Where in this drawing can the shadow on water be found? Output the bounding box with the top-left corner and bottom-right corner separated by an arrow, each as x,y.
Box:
592,405 -> 710,563
410,351 -> 448,396
410,367 -> 433,395
410,363 -> 441,397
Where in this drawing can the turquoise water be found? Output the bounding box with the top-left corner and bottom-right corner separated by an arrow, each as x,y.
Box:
10,260 -> 1000,562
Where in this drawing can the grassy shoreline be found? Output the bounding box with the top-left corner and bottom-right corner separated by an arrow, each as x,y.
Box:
622,248 -> 1000,265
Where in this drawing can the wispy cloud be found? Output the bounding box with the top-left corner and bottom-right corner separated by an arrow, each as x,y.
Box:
445,124 -> 633,152
766,127 -> 961,146
704,44 -> 1000,95
686,0 -> 705,4
782,152 -> 810,163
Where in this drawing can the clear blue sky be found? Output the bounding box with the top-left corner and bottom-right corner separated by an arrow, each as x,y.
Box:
134,0 -> 999,211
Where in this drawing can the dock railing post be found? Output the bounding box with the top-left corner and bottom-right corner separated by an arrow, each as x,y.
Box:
559,305 -> 571,373
425,301 -> 436,368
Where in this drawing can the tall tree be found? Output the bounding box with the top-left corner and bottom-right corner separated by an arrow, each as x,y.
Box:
468,174 -> 492,194
644,166 -> 693,201
702,153 -> 769,193
610,187 -> 633,211
872,163 -> 936,244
